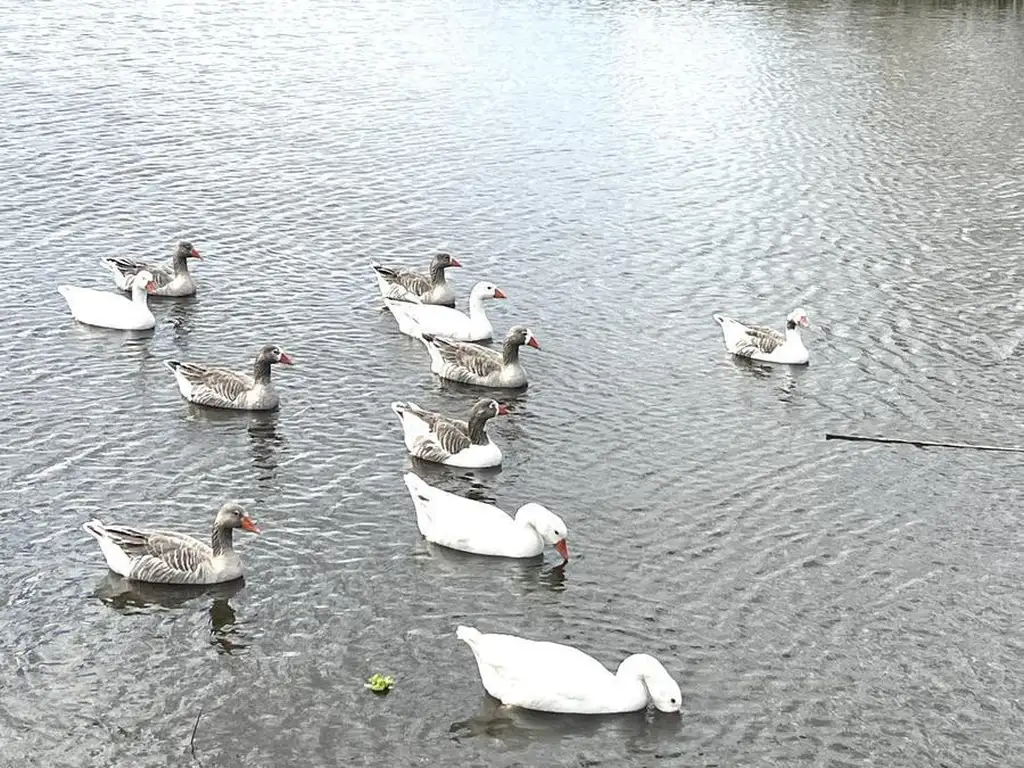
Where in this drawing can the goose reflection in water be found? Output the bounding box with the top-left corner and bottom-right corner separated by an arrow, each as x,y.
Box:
165,295 -> 200,342
247,411 -> 284,478
449,694 -> 680,747
92,573 -> 248,653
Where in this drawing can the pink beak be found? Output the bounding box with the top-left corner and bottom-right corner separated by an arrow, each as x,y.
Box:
145,281 -> 158,292
493,288 -> 506,299
278,352 -> 294,365
449,257 -> 462,267
240,516 -> 261,534
527,336 -> 541,350
554,538 -> 569,561
190,247 -> 202,260
497,403 -> 510,416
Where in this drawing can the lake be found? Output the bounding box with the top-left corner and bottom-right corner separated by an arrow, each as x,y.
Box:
1,0 -> 1023,765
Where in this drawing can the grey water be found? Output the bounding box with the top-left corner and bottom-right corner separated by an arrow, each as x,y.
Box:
2,0 -> 1023,765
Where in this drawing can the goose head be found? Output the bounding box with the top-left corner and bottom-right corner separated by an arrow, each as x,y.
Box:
469,281 -> 506,302
134,270 -> 158,294
787,308 -> 810,329
516,503 -> 569,561
257,344 -> 294,366
214,502 -> 261,534
431,252 -> 461,270
617,654 -> 682,713
506,326 -> 541,350
470,398 -> 509,423
177,241 -> 203,260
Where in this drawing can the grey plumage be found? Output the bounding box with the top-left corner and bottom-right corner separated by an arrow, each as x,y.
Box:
83,502 -> 261,585
734,325 -> 785,358
101,241 -> 201,294
372,252 -> 460,306
391,398 -> 507,464
422,326 -> 539,388
164,344 -> 293,411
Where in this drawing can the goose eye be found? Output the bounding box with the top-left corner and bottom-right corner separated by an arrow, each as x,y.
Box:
670,697 -> 678,704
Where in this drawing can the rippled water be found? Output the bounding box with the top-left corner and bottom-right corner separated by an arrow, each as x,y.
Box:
2,0 -> 1024,765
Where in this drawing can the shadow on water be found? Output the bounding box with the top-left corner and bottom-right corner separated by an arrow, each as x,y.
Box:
160,294 -> 200,345
92,573 -> 249,653
421,542 -> 568,591
68,321 -> 155,349
448,696 -> 683,747
407,456 -> 504,490
434,377 -> 531,406
247,411 -> 284,476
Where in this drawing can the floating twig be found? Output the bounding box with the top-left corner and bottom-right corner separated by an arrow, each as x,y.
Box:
189,708 -> 204,767
824,432 -> 1024,453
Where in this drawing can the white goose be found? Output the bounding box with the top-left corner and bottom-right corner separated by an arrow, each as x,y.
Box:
384,281 -> 505,342
372,252 -> 461,306
58,271 -> 158,331
712,307 -> 810,365
83,502 -> 261,585
456,626 -> 683,715
403,472 -> 569,560
164,344 -> 293,411
420,326 -> 540,388
391,398 -> 508,468
100,241 -> 203,297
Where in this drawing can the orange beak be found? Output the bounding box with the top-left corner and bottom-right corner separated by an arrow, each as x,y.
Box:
554,538 -> 569,561
527,336 -> 541,350
191,247 -> 203,260
240,516 -> 261,534
493,288 -> 506,299
278,352 -> 294,365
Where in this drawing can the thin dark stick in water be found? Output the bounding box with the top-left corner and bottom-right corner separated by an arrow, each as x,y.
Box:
190,708 -> 204,767
824,432 -> 1024,453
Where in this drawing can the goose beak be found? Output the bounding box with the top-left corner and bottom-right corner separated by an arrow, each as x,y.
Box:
527,335 -> 541,350
191,247 -> 203,260
240,516 -> 262,534
497,403 -> 510,416
278,352 -> 294,365
554,538 -> 569,561
449,257 -> 462,267
799,316 -> 810,327
493,288 -> 506,299
145,281 -> 158,292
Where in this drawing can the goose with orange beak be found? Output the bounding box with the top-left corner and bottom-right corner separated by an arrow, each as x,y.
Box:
83,502 -> 261,585
101,240 -> 203,297
419,325 -> 541,388
372,252 -> 461,306
384,280 -> 505,342
164,344 -> 294,411
391,398 -> 509,468
58,269 -> 159,330
403,472 -> 570,561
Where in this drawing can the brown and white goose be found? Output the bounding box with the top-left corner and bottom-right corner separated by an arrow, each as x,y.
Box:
164,344 -> 293,411
372,252 -> 461,306
420,326 -> 541,388
83,502 -> 261,585
101,241 -> 203,297
391,398 -> 509,468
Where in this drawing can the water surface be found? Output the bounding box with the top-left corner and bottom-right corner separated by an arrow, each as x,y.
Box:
2,0 -> 1023,765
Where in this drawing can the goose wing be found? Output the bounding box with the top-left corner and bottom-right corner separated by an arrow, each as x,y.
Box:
413,415 -> 472,463
173,362 -> 253,407
426,336 -> 502,381
97,524 -> 213,584
734,324 -> 786,357
373,264 -> 431,299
